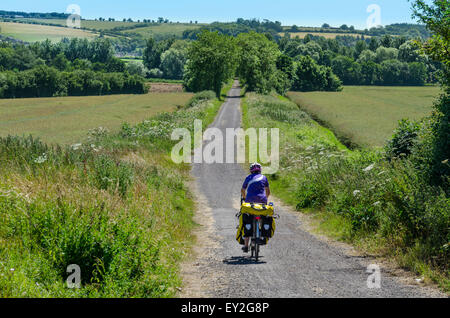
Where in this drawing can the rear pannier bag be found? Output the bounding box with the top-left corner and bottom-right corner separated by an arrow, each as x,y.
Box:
261,216 -> 275,238
236,213 -> 254,245
236,203 -> 276,245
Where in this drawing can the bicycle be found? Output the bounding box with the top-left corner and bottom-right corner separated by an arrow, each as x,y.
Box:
238,198 -> 279,262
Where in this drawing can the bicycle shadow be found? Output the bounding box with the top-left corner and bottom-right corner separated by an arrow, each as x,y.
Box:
222,256 -> 266,265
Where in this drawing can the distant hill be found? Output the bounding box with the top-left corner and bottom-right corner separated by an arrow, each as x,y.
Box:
0,10 -> 69,19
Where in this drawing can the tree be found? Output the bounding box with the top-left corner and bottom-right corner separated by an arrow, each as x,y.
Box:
398,40 -> 422,62
142,38 -> 158,69
375,46 -> 399,63
412,0 -> 449,187
292,55 -> 342,92
143,37 -> 175,70
160,48 -> 187,79
236,32 -> 280,94
354,40 -> 367,59
331,55 -> 362,84
380,59 -> 405,85
360,61 -> 381,85
183,30 -> 237,97
51,52 -> 69,70
407,62 -> 427,85
322,23 -> 330,28
357,49 -> 377,63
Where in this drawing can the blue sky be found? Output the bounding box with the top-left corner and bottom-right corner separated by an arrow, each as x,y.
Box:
1,0 -> 420,28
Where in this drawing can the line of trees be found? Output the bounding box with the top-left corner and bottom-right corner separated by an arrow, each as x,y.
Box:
182,30 -> 342,96
279,34 -> 441,86
142,37 -> 189,80
0,38 -> 147,98
0,65 -> 147,98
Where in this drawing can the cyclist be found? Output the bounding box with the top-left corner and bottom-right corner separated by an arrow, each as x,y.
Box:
240,162 -> 270,253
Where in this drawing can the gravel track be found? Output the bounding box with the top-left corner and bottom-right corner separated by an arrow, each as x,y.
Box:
185,80 -> 444,298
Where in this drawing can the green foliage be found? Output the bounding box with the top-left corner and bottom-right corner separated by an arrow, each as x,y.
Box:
92,155 -> 134,197
292,55 -> 342,91
160,48 -> 187,80
236,32 -> 280,94
142,37 -> 175,70
183,30 -> 237,97
186,90 -> 216,108
386,119 -> 421,160
409,0 -> 450,189
0,66 -> 148,98
280,33 -> 440,86
0,84 -> 219,296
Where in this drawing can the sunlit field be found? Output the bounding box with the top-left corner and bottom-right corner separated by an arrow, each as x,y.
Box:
0,92 -> 193,144
0,21 -> 97,42
287,86 -> 441,147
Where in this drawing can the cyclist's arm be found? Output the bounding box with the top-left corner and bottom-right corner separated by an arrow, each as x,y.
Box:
241,188 -> 246,199
265,187 -> 270,199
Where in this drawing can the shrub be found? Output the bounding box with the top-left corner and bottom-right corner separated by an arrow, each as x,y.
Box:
293,56 -> 342,92
92,154 -> 134,197
186,90 -> 216,108
386,119 -> 420,160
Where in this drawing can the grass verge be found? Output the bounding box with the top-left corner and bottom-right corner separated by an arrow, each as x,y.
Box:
0,88 -> 228,297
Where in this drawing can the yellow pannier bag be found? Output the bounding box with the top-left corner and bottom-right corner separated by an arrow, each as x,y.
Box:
236,203 -> 276,245
240,202 -> 274,216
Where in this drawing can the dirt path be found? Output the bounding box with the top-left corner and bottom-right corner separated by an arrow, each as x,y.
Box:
181,80 -> 444,298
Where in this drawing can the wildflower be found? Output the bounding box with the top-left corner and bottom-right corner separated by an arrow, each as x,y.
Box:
373,201 -> 381,206
71,143 -> 82,150
353,190 -> 361,196
363,164 -> 375,172
34,154 -> 47,164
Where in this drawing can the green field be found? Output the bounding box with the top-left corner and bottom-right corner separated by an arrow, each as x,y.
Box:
0,92 -> 193,144
16,18 -> 137,30
123,23 -> 201,37
280,32 -> 369,39
287,86 -> 441,147
0,21 -> 97,42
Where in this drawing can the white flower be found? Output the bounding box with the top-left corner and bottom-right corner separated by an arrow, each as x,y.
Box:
71,143 -> 82,150
353,190 -> 361,196
34,154 -> 47,164
373,201 -> 381,206
363,164 -> 375,172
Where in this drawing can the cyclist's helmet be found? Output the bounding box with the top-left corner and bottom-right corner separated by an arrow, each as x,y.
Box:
250,162 -> 262,174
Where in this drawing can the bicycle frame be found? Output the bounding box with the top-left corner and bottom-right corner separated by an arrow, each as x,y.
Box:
251,216 -> 262,261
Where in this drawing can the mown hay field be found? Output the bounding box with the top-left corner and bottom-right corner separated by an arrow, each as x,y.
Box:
0,92 -> 193,144
280,32 -> 369,39
0,21 -> 97,42
287,86 -> 441,147
122,23 -> 202,37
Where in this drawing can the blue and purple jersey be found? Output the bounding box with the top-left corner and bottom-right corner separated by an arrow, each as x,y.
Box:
242,173 -> 269,204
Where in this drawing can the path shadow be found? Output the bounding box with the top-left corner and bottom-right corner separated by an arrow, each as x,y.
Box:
221,95 -> 244,100
222,256 -> 266,265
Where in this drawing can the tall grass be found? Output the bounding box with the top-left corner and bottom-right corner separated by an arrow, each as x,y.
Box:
0,89 -> 227,297
244,93 -> 449,292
